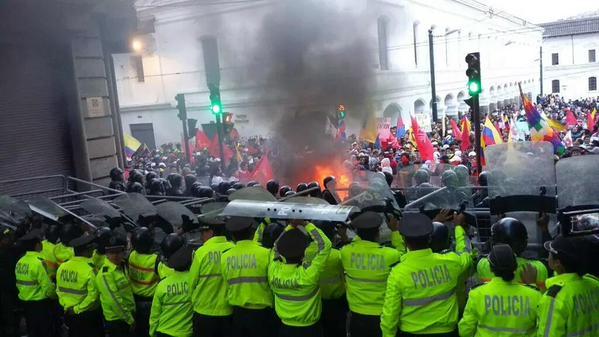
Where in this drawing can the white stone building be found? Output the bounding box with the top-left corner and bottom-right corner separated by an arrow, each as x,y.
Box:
114,0 -> 542,146
540,15 -> 599,100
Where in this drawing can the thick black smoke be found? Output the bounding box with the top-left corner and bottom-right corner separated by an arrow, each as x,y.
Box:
248,1 -> 375,184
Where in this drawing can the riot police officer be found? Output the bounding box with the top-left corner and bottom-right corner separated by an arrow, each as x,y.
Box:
537,235 -> 599,337
128,227 -> 160,337
477,217 -> 548,290
127,170 -> 146,194
322,177 -> 338,205
14,229 -> 56,337
109,167 -> 126,192
189,215 -> 234,337
56,234 -> 104,337
341,212 -> 403,337
268,220 -> 332,337
278,186 -> 292,199
459,244 -> 541,337
381,213 -> 472,337
158,234 -> 184,280
266,180 -> 280,197
166,173 -> 184,196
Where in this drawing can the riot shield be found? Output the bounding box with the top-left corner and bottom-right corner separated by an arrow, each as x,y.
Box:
486,142 -> 556,198
80,198 -> 136,230
556,155 -> 599,235
28,196 -> 67,221
557,155 -> 599,208
221,199 -> 358,222
0,195 -> 33,220
113,193 -> 158,223
283,196 -> 329,205
345,171 -> 400,213
228,186 -> 277,202
156,201 -> 199,232
198,201 -> 229,225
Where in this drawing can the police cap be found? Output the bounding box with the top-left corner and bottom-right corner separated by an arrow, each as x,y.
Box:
225,216 -> 255,232
168,244 -> 194,271
18,229 -> 43,243
351,211 -> 383,229
276,229 -> 309,260
544,235 -> 580,259
69,233 -> 97,249
399,213 -> 433,237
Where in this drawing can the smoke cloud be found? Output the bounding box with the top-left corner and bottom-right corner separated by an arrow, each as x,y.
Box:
247,0 -> 376,185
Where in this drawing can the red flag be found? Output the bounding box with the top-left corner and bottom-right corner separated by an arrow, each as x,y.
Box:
207,135 -> 234,164
410,117 -> 434,161
450,119 -> 462,139
251,155 -> 273,185
460,117 -> 471,152
195,131 -> 212,150
566,109 -> 577,127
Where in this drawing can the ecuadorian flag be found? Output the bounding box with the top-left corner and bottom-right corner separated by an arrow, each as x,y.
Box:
481,117 -> 503,165
124,134 -> 141,160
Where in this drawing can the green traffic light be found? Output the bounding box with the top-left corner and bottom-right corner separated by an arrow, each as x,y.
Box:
468,81 -> 481,95
211,103 -> 222,114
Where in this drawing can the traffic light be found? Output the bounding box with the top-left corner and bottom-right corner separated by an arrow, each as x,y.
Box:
175,94 -> 187,121
337,104 -> 346,120
208,84 -> 222,115
465,52 -> 481,96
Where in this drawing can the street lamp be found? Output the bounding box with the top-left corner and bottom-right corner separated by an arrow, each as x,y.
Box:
131,38 -> 143,53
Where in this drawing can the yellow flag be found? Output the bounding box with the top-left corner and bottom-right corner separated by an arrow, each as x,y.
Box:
360,112 -> 378,143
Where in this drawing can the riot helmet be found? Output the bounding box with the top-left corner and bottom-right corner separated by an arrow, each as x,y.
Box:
279,186 -> 292,198
414,169 -> 430,185
110,167 -> 124,181
266,180 -> 280,196
491,217 -> 528,255
296,183 -> 308,193
430,222 -> 450,253
160,233 -> 184,259
131,227 -> 154,254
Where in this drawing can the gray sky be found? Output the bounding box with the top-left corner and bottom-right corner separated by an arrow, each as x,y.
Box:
480,0 -> 598,23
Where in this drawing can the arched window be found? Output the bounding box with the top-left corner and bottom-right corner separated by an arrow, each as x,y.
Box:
378,17 -> 389,71
552,80 -> 560,93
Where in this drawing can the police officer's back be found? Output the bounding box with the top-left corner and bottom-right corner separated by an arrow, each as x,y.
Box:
150,245 -> 194,337
56,233 -> 103,337
158,233 -> 184,280
458,244 -> 541,337
340,212 -> 403,337
41,224 -> 60,281
54,223 -> 81,266
381,213 -> 472,337
537,236 -> 599,337
14,229 -> 56,337
268,220 -> 332,337
476,218 -> 548,290
221,217 -> 274,337
95,231 -> 135,337
189,216 -> 234,337
128,227 -> 160,337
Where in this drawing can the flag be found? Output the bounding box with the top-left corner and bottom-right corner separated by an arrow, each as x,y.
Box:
587,109 -> 597,132
360,109 -> 378,143
396,117 -> 406,139
481,117 -> 503,165
251,154 -> 273,185
411,116 -> 434,161
460,117 -> 471,152
566,109 -> 577,127
195,130 -> 212,150
336,119 -> 347,140
563,130 -> 573,147
207,135 -> 235,164
124,134 -> 141,160
519,84 -> 565,155
450,118 -> 462,140
508,118 -> 519,143
547,118 -> 567,132
407,128 -> 417,148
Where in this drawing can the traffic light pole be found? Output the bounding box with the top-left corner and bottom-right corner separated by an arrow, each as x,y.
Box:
215,114 -> 226,172
428,29 -> 438,122
175,94 -> 191,164
472,94 -> 482,175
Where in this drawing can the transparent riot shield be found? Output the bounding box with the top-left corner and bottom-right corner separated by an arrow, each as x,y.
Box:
556,155 -> 599,235
0,195 -> 32,220
113,193 -> 158,224
156,201 -> 199,232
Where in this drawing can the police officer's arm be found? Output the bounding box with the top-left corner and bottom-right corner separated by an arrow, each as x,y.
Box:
73,269 -> 100,314
37,261 -> 56,299
457,291 -> 479,337
388,216 -> 406,255
149,286 -> 163,337
537,290 -> 566,337
301,223 -> 332,282
189,251 -> 200,289
380,268 -> 402,337
454,225 -> 474,273
100,270 -> 135,325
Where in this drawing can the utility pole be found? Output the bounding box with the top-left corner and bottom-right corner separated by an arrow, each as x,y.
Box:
539,46 -> 544,96
175,94 -> 191,164
428,29 -> 438,122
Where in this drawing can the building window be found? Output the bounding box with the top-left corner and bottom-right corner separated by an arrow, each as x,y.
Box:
551,53 -> 559,65
131,55 -> 145,82
377,17 -> 389,71
590,49 -> 596,63
552,79 -> 560,93
590,77 -> 597,91
413,22 -> 419,66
